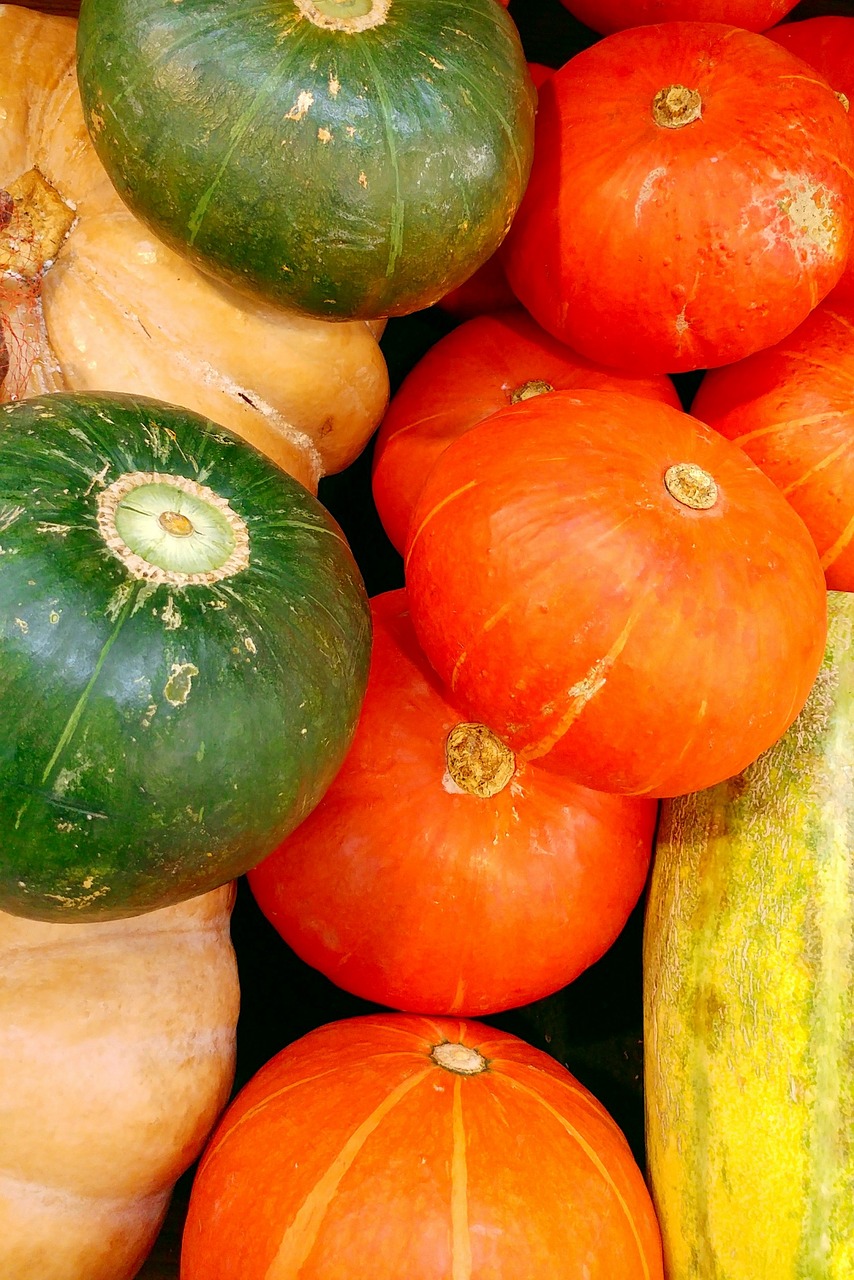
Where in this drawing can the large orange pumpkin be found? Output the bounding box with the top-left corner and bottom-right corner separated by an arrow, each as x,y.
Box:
503,23 -> 854,374
249,589 -> 656,1016
404,389 -> 827,798
181,1013 -> 664,1279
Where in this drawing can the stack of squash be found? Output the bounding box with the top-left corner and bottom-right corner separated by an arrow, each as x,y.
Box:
3,0 -> 854,1277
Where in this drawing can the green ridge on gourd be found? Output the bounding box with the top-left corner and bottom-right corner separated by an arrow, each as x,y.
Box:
0,392 -> 371,922
75,0 -> 537,320
644,589 -> 854,1279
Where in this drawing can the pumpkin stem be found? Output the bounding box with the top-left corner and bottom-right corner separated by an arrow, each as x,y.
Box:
431,1042 -> 489,1075
510,378 -> 554,405
652,85 -> 703,130
664,462 -> 719,511
294,0 -> 389,32
97,471 -> 251,586
445,722 -> 515,798
0,168 -> 75,277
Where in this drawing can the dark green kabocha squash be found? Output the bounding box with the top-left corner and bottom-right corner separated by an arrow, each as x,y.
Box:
0,392 -> 371,920
75,0 -> 537,320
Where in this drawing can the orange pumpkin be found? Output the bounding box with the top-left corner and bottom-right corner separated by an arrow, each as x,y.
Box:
181,1013 -> 664,1279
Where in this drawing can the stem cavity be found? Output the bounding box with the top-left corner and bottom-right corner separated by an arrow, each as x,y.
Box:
294,0 -> 389,32
96,471 -> 251,586
664,462 -> 719,511
652,85 -> 703,130
445,722 -> 516,799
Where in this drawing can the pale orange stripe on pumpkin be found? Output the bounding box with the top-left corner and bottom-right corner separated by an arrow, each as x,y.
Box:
404,480 -> 479,566
264,1068 -> 431,1279
781,436 -> 854,496
451,1077 -> 473,1280
521,605 -> 643,765
502,1075 -> 653,1280
198,1067 -> 338,1173
820,509 -> 854,570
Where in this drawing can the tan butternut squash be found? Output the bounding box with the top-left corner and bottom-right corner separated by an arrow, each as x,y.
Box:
0,883 -> 239,1280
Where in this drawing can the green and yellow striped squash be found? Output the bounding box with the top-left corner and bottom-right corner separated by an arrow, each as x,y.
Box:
644,588 -> 854,1279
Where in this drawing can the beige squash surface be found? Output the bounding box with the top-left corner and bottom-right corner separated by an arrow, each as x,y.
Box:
0,883 -> 240,1280
0,4 -> 389,491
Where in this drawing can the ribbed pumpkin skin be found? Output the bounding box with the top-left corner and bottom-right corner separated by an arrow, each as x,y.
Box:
181,1013 -> 664,1279
0,392 -> 370,920
692,294 -> 854,590
502,23 -> 854,374
75,0 -> 536,320
644,590 -> 854,1279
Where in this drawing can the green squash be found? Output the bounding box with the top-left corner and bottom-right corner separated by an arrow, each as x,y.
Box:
75,0 -> 537,321
0,392 -> 371,921
644,589 -> 854,1279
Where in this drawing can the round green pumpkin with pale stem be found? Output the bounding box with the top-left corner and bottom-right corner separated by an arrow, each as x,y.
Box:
75,0 -> 537,320
0,391 -> 371,922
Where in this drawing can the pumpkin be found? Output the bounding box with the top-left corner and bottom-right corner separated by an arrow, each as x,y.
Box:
502,23 -> 854,374
0,4 -> 389,493
557,0 -> 799,32
372,308 -> 681,554
0,882 -> 239,1280
76,0 -> 537,321
644,590 -> 854,1280
249,589 -> 656,1016
0,391 -> 371,921
691,293 -> 854,591
181,1012 -> 664,1279
404,389 -> 827,798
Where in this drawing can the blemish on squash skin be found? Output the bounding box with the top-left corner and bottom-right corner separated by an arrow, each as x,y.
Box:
0,503 -> 25,532
164,661 -> 200,706
285,91 -> 315,122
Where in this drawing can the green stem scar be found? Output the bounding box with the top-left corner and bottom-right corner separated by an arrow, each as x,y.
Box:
97,471 -> 250,585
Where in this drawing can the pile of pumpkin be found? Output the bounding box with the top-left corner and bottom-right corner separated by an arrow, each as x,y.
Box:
1,0 -> 853,1276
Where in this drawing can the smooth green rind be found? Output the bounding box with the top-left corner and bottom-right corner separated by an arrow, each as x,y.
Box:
0,392 -> 371,921
644,589 -> 854,1279
75,0 -> 536,320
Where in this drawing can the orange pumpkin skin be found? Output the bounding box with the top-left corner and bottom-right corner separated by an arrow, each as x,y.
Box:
558,0 -> 798,32
503,24 -> 854,375
765,17 -> 854,305
248,590 -> 656,1016
766,16 -> 854,100
372,308 -> 680,554
404,390 -> 827,798
691,295 -> 854,591
180,1014 -> 664,1280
